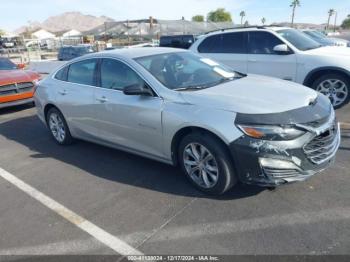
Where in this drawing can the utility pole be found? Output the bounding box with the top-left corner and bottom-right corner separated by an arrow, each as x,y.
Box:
104,22 -> 107,42
334,11 -> 338,32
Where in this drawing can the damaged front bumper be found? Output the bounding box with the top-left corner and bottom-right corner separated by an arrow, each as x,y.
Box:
230,96 -> 341,187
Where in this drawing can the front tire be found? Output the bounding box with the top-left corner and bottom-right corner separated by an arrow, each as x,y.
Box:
178,133 -> 237,195
46,107 -> 73,145
312,73 -> 350,109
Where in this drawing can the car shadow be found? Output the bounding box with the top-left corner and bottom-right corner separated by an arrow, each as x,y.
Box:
0,103 -> 35,115
0,115 -> 265,200
339,128 -> 350,152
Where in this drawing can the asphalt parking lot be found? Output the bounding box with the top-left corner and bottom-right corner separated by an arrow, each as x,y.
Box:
0,102 -> 349,258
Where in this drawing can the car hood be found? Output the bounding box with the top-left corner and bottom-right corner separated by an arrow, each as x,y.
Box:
179,75 -> 318,114
304,46 -> 350,56
0,70 -> 40,86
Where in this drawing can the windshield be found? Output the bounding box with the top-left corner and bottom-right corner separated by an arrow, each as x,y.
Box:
303,31 -> 334,46
0,58 -> 17,70
277,29 -> 322,51
135,52 -> 241,90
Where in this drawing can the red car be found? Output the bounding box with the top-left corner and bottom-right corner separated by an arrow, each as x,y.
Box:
0,57 -> 40,108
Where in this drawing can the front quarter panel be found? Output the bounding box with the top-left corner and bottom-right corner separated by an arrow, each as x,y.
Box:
162,100 -> 243,160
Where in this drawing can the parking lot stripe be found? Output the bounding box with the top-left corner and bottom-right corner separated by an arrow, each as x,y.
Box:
0,167 -> 143,256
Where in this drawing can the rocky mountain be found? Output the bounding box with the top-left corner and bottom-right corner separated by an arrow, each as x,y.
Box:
15,12 -> 114,34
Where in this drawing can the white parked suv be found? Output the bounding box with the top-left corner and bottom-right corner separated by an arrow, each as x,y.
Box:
190,26 -> 350,108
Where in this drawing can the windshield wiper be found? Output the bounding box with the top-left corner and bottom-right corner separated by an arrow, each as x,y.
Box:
304,45 -> 323,51
174,77 -> 237,91
173,86 -> 209,91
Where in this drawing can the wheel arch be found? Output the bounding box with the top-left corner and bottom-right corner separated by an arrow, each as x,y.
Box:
303,67 -> 350,87
170,126 -> 231,166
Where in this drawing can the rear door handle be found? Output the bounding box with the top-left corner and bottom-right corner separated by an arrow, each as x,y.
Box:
58,90 -> 67,96
96,96 -> 108,103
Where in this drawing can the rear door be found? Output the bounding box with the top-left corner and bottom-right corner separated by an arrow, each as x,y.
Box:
55,58 -> 99,138
197,32 -> 248,73
247,31 -> 297,81
93,58 -> 164,158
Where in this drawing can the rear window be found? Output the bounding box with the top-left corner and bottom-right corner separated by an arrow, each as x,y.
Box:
55,66 -> 68,81
67,59 -> 97,86
198,32 -> 247,54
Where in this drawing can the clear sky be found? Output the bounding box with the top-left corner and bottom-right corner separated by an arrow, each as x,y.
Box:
1,0 -> 350,31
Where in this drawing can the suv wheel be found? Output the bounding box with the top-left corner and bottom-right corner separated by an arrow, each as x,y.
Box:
178,133 -> 237,195
312,73 -> 350,109
46,107 -> 73,145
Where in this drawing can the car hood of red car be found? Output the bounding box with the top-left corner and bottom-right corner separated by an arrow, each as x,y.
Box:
0,70 -> 40,86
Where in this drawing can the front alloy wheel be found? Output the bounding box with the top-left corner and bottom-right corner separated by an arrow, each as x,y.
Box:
179,133 -> 237,195
183,143 -> 219,189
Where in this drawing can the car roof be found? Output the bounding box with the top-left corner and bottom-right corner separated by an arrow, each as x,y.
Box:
203,26 -> 291,36
86,47 -> 186,59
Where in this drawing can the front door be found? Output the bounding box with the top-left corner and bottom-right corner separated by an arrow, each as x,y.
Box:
93,58 -> 164,158
247,31 -> 297,81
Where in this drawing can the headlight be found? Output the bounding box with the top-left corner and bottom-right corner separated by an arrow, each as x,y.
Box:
237,125 -> 306,141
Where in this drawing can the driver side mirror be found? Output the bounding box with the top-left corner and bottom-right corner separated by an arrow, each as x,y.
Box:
273,44 -> 292,55
123,83 -> 154,96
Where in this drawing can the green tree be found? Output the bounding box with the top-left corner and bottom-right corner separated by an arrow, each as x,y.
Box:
326,9 -> 335,30
244,21 -> 250,27
207,8 -> 232,22
341,16 -> 350,29
290,0 -> 301,27
0,29 -> 4,37
192,15 -> 205,22
240,11 -> 246,25
261,17 -> 266,25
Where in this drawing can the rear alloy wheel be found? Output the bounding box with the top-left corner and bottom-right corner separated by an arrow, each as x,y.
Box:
46,108 -> 73,145
179,133 -> 237,195
312,73 -> 350,109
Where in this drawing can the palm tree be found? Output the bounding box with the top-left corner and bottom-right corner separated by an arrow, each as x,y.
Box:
327,9 -> 335,30
240,11 -> 246,25
261,17 -> 266,25
290,0 -> 301,27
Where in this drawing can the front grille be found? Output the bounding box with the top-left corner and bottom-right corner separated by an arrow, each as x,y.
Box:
263,167 -> 301,178
0,82 -> 34,96
303,122 -> 339,165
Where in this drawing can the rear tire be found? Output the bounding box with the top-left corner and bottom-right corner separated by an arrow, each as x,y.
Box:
311,73 -> 350,109
178,132 -> 237,195
46,107 -> 73,145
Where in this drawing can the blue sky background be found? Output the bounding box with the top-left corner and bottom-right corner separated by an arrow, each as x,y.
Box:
1,0 -> 350,31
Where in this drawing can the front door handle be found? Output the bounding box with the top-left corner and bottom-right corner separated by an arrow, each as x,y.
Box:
248,59 -> 257,63
58,90 -> 67,96
96,96 -> 108,103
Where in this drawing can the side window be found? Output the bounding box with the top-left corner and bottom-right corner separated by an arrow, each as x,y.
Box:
55,66 -> 68,81
221,32 -> 247,53
198,34 -> 221,53
248,32 -> 284,54
100,59 -> 144,91
198,32 -> 247,54
67,59 -> 97,86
